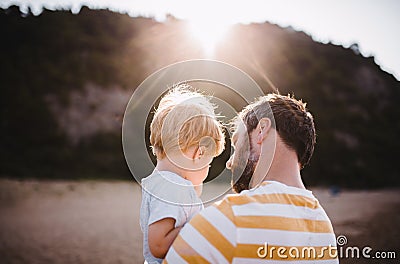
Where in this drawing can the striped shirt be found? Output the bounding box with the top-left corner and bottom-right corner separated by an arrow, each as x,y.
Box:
164,181 -> 339,264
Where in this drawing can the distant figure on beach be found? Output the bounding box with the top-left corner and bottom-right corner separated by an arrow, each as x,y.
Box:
329,185 -> 341,197
164,94 -> 339,263
140,86 -> 225,264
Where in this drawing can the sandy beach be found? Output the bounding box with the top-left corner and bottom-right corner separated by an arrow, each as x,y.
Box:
0,179 -> 398,263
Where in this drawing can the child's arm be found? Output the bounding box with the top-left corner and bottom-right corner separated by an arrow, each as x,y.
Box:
148,217 -> 183,259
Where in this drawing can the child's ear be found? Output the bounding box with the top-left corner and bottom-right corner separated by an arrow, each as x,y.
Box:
256,118 -> 272,144
193,146 -> 205,160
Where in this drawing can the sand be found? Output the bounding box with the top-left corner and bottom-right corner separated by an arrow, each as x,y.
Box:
0,179 -> 398,263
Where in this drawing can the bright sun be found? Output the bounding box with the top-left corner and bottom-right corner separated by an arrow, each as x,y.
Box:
187,18 -> 231,56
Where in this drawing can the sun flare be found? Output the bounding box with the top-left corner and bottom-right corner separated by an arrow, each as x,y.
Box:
187,18 -> 231,56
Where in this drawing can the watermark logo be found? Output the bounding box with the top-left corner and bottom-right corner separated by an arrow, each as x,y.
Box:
256,243 -> 337,260
336,235 -> 396,260
122,60 -> 274,205
256,235 -> 396,260
336,235 -> 347,246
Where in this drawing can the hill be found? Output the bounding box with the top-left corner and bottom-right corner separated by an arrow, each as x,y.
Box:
1,6 -> 399,187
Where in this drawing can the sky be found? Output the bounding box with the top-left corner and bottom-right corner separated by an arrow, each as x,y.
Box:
2,0 -> 400,80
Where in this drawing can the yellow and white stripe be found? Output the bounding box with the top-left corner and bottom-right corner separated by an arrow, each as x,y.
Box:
164,181 -> 338,263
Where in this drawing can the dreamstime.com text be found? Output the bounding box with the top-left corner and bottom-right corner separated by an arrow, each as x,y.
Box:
256,235 -> 396,260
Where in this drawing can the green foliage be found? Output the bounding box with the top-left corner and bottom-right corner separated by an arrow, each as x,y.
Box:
1,6 -> 399,187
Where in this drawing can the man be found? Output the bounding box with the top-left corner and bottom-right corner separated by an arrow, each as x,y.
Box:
163,94 -> 339,263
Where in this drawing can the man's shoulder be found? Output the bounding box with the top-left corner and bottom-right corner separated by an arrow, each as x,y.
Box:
208,181 -> 321,214
200,191 -> 263,223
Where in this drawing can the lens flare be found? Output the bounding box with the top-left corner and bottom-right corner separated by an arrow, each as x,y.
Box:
187,18 -> 231,56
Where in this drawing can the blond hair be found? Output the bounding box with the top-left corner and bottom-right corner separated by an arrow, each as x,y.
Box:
150,85 -> 225,159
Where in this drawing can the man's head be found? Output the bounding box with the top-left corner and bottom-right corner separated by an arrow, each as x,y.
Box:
227,93 -> 316,193
150,84 -> 225,167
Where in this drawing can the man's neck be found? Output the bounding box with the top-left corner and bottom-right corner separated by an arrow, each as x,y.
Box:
251,140 -> 306,190
264,168 -> 305,189
265,148 -> 305,189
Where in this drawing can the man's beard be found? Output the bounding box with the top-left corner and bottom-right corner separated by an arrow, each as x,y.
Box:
231,151 -> 259,193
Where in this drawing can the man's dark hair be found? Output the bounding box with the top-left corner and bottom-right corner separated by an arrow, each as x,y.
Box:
238,93 -> 316,168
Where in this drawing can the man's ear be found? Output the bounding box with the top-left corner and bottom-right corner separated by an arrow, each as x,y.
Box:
256,118 -> 272,144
